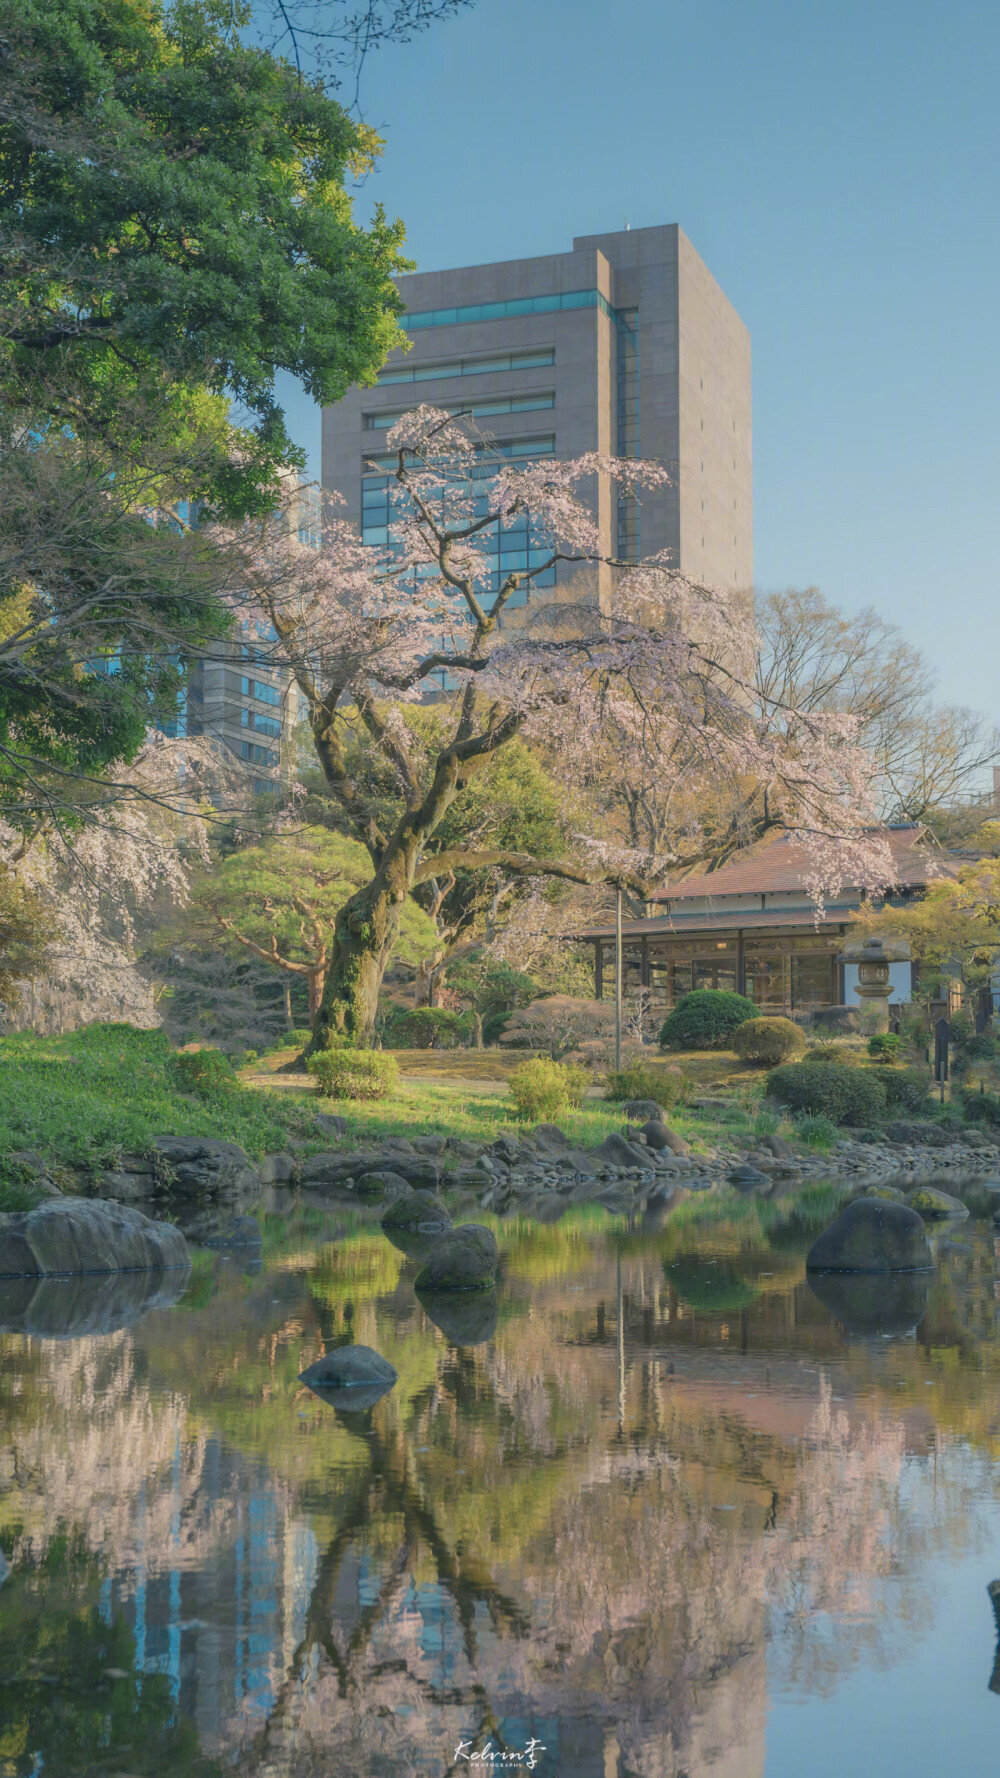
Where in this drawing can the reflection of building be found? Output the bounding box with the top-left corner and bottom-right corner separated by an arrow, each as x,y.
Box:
322,223 -> 752,607
580,824 -> 955,1016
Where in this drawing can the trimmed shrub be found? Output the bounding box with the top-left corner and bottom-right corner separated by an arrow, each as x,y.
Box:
307,1048 -> 398,1101
805,1042 -> 860,1066
604,1064 -> 687,1110
507,1057 -> 588,1122
173,1048 -> 236,1096
867,1033 -> 901,1062
733,1016 -> 806,1067
869,1066 -> 932,1115
766,1062 -> 888,1125
659,990 -> 757,1051
962,1086 -> 1000,1124
384,1007 -> 469,1050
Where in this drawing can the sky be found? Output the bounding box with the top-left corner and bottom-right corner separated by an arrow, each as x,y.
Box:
276,0 -> 1000,718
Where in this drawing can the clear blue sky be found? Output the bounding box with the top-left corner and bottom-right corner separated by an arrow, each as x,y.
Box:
277,0 -> 1000,717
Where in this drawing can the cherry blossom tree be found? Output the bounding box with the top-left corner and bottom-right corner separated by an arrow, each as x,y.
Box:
226,408 -> 896,1047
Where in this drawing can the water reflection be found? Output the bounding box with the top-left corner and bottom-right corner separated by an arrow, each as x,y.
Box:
2,1186 -> 1000,1775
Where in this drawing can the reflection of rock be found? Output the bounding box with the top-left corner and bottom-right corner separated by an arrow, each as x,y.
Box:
989,1580 -> 1000,1694
807,1269 -> 930,1339
299,1344 -> 397,1411
417,1284 -> 498,1346
0,1198 -> 189,1277
667,1256 -> 758,1313
806,1198 -> 933,1273
0,1266 -> 191,1337
0,1548 -> 8,1587
414,1224 -> 499,1292
381,1191 -> 452,1235
204,1214 -> 262,1248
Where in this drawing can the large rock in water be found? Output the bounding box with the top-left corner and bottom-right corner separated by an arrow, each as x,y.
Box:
806,1198 -> 933,1274
299,1344 -> 397,1411
0,1199 -> 189,1277
381,1191 -> 452,1235
414,1225 -> 499,1292
906,1185 -> 970,1220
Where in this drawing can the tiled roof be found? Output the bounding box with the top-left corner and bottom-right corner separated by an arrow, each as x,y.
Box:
576,907 -> 850,942
654,825 -> 945,902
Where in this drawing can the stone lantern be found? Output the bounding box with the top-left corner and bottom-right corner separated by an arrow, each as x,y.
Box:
842,936 -> 893,1035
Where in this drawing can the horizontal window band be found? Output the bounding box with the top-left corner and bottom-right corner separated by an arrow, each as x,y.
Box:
399,290 -> 616,330
377,349 -> 554,384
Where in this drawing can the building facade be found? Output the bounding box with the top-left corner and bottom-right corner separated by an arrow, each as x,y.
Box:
322,224 -> 752,602
580,827 -> 953,1018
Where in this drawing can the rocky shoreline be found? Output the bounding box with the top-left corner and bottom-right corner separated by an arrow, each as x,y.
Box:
9,1104 -> 1000,1224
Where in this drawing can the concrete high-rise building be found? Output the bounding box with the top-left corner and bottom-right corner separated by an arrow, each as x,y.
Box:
322,223 -> 752,601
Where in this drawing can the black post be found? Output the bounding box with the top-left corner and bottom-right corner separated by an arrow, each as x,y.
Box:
934,1018 -> 951,1096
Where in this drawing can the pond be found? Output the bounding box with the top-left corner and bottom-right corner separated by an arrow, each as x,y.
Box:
3,1178 -> 1000,1777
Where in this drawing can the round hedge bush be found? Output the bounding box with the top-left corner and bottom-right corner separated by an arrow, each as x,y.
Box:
733,1016 -> 806,1067
765,1061 -> 888,1125
805,1042 -> 860,1066
658,990 -> 757,1051
307,1048 -> 399,1101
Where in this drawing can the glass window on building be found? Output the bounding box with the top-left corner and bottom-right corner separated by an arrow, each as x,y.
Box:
745,953 -> 784,1007
791,954 -> 833,1008
692,958 -> 737,993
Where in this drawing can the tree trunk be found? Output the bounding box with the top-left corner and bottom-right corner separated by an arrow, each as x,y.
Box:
472,1010 -> 483,1050
310,867 -> 408,1050
283,981 -> 293,1030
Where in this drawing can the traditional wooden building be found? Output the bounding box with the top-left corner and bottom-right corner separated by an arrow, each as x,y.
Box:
580,825 -> 950,1018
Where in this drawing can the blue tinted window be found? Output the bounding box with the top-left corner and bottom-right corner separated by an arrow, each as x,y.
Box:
399,290 -> 614,332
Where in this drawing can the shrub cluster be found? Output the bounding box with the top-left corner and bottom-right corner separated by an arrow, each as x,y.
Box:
307,1048 -> 399,1101
867,1032 -> 901,1061
659,990 -> 756,1051
603,1064 -> 687,1110
765,1062 -> 888,1125
507,1057 -> 588,1122
384,1007 -> 470,1050
963,1086 -> 1000,1124
805,1042 -> 860,1066
792,1112 -> 838,1151
868,1066 -> 932,1115
733,1016 -> 805,1067
173,1048 -> 236,1096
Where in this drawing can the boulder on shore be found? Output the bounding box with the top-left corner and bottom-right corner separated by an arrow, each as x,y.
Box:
0,1198 -> 189,1277
299,1344 -> 397,1411
352,1169 -> 411,1201
640,1122 -> 690,1155
806,1198 -> 933,1274
414,1224 -> 499,1292
152,1136 -> 258,1199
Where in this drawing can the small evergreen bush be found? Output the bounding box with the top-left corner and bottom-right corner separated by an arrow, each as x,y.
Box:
805,1042 -> 860,1066
307,1048 -> 398,1101
384,1007 -> 469,1049
733,1016 -> 806,1066
173,1048 -> 236,1096
604,1064 -> 687,1109
867,1033 -> 901,1062
508,1057 -> 588,1122
766,1062 -> 888,1125
962,1086 -> 1000,1124
659,990 -> 757,1051
869,1066 -> 932,1115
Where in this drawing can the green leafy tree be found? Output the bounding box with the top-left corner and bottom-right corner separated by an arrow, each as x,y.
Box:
0,0 -> 409,516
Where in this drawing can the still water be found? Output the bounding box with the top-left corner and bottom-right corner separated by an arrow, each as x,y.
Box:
4,1180 -> 1000,1778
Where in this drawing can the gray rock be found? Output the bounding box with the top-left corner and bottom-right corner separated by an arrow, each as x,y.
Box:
760,1134 -> 795,1159
531,1123 -> 569,1153
381,1191 -> 453,1235
314,1113 -> 347,1138
621,1099 -> 665,1122
299,1344 -> 397,1409
298,1150 -> 367,1185
728,1164 -> 770,1187
414,1224 -> 499,1292
0,1198 -> 189,1277
640,1122 -> 690,1156
96,1169 -> 149,1203
594,1133 -> 649,1169
806,1199 -> 934,1273
906,1185 -> 970,1220
152,1136 -> 258,1199
411,1134 -> 448,1156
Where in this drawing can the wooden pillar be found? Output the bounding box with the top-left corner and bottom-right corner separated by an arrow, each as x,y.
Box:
595,941 -> 603,1001
829,952 -> 838,1008
735,930 -> 746,998
640,935 -> 650,988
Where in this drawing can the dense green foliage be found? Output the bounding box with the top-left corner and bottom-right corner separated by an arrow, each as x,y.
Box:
792,1113 -> 838,1151
867,1032 -> 902,1061
0,1024 -> 319,1165
307,1047 -> 399,1100
869,1066 -> 932,1115
604,1064 -> 687,1111
733,1016 -> 806,1066
507,1056 -> 588,1122
0,0 -> 408,513
173,1047 -> 236,1096
382,1006 -> 471,1049
805,1042 -> 860,1066
659,990 -> 757,1051
766,1061 -> 888,1125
